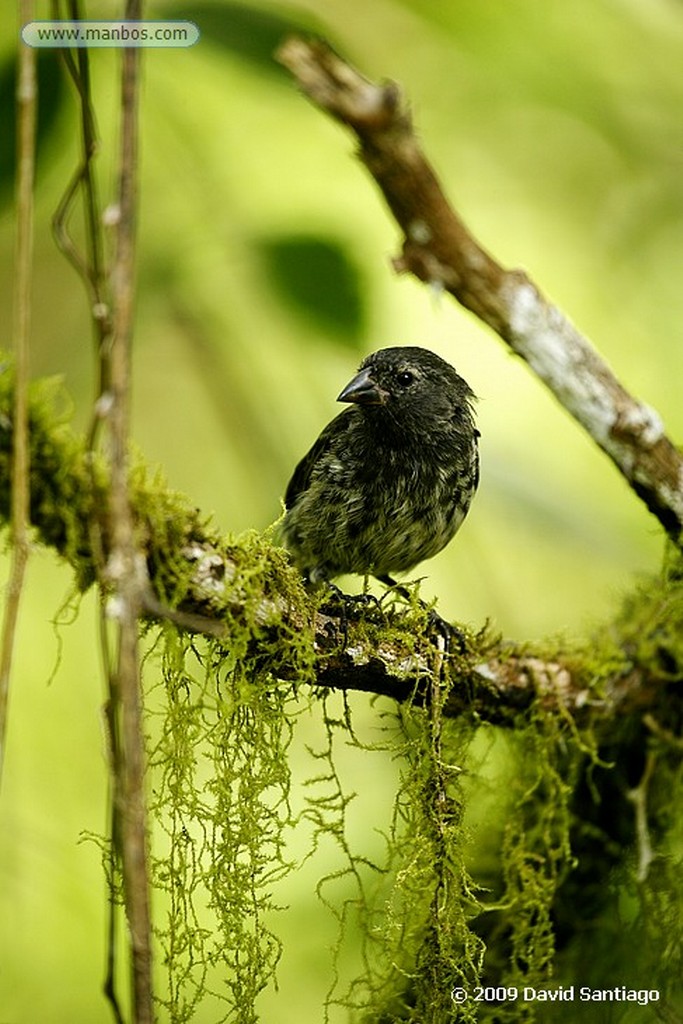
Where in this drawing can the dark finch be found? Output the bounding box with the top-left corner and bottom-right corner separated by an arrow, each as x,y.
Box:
280,347 -> 479,588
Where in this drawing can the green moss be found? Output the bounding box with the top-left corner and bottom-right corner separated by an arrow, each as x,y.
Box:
142,526 -> 320,1022
4,364 -> 683,1021
0,366 -> 103,586
309,651 -> 487,1023
148,627 -> 309,1023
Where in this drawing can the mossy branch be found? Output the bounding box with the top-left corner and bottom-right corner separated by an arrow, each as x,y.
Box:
276,37 -> 683,545
0,373 -> 679,745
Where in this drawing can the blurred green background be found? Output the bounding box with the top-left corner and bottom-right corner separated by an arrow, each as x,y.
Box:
1,0 -> 683,1020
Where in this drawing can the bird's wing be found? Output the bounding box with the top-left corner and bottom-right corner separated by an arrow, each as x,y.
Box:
284,409 -> 352,510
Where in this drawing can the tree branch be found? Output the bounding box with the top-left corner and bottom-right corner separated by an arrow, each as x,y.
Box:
1,38 -> 679,809
0,379 -> 676,744
0,0 -> 36,788
275,37 -> 683,544
103,5 -> 153,1020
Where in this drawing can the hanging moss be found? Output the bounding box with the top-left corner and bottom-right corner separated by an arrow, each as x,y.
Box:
3,364 -> 683,1021
290,625 -> 489,1024
357,709 -> 486,1024
476,716 -> 579,1023
142,598 -> 490,1024
147,625 -> 311,1023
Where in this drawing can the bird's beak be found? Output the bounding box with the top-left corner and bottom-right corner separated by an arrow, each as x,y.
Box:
337,366 -> 387,405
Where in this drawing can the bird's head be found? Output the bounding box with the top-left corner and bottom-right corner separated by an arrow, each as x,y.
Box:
337,346 -> 475,431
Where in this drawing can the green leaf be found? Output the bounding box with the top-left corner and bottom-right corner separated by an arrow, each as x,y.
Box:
257,234 -> 367,345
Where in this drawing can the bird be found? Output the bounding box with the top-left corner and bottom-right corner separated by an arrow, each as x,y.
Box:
280,346 -> 479,593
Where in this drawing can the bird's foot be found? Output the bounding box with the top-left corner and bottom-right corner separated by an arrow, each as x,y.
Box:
320,582 -> 381,615
375,575 -> 466,655
427,608 -> 466,655
319,583 -> 382,649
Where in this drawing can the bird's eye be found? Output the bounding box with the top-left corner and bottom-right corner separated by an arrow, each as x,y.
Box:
396,370 -> 415,387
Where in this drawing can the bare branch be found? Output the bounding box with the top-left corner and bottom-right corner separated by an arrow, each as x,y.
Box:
51,0 -> 114,367
104,3 -> 153,1019
276,37 -> 683,544
0,0 -> 36,788
626,751 -> 657,883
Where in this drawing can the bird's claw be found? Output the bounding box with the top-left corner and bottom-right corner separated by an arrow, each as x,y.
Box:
320,582 -> 381,616
427,608 -> 466,655
319,583 -> 383,649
